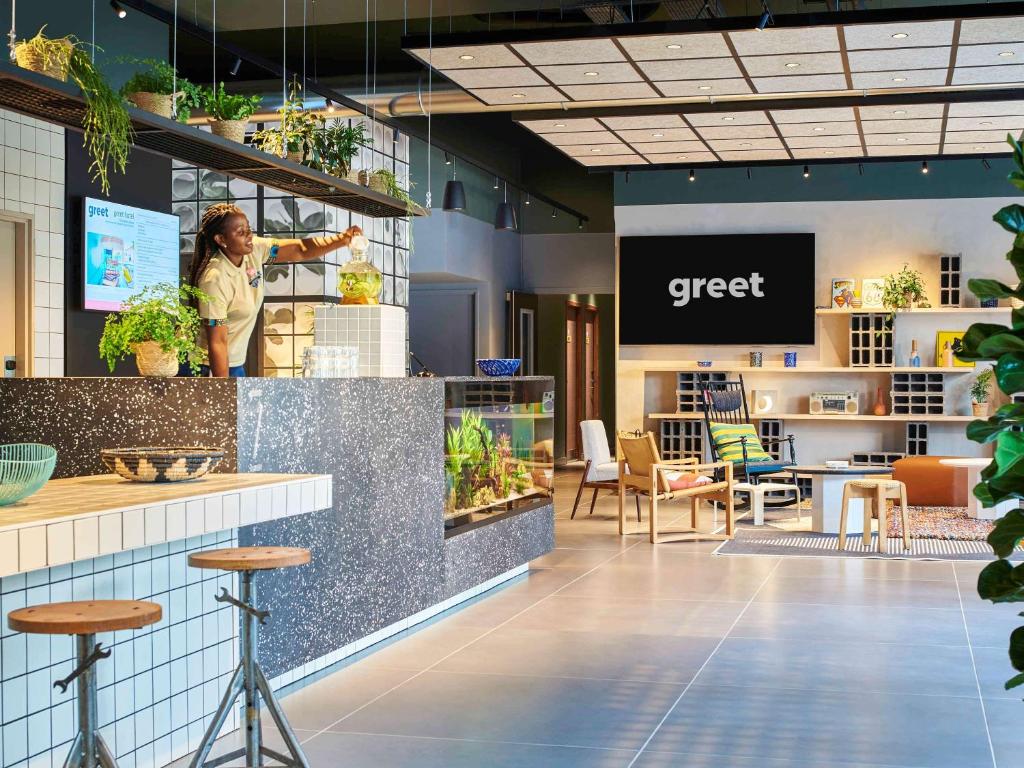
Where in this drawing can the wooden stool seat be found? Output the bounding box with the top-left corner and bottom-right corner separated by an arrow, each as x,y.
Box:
839,479 -> 910,553
188,546 -> 310,572
8,600 -> 162,635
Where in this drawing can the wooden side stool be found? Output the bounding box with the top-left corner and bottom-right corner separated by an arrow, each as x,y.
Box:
187,547 -> 311,768
8,600 -> 162,768
839,479 -> 911,553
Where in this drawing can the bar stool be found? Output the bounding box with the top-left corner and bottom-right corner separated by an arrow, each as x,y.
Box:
839,479 -> 911,553
8,600 -> 162,768
188,547 -> 311,768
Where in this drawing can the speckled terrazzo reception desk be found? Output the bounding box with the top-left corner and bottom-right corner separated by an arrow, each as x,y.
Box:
0,377 -> 555,685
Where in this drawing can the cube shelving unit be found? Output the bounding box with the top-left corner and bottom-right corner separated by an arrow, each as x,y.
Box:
940,254 -> 962,307
891,372 -> 945,415
849,313 -> 894,367
660,418 -> 704,461
759,419 -> 785,460
851,451 -> 906,466
676,371 -> 726,413
906,422 -> 929,455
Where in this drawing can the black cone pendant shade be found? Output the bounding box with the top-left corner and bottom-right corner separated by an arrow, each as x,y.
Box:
442,180 -> 466,211
494,181 -> 516,231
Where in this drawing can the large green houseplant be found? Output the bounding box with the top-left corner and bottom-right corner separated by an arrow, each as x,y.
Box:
200,82 -> 262,143
13,26 -> 132,193
251,80 -> 319,161
959,134 -> 1024,692
99,283 -> 211,376
119,57 -> 202,121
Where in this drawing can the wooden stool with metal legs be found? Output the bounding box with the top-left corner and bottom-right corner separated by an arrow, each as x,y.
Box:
8,600 -> 163,768
187,547 -> 311,768
839,479 -> 911,553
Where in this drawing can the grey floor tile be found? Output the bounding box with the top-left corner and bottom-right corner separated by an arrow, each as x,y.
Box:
755,574 -> 962,609
299,731 -> 634,768
774,556 -> 955,582
269,666 -> 417,731
532,547 -> 628,570
330,669 -> 684,752
733,601 -> 969,646
981,696 -> 1024,768
963,605 -> 1024,649
970,644 -> 1020,701
700,636 -> 978,698
434,626 -> 719,684
354,621 -> 493,671
558,562 -> 770,602
633,750 -> 907,768
644,683 -> 993,768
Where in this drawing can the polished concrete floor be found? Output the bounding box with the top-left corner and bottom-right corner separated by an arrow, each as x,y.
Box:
186,468 -> 1023,768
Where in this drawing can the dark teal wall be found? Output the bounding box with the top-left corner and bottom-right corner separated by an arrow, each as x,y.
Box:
614,157 -> 1017,206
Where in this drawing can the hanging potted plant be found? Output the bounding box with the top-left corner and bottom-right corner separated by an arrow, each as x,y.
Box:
118,57 -> 202,121
970,368 -> 994,417
251,80 -> 321,163
200,82 -> 262,143
309,120 -> 370,183
13,26 -> 132,194
99,283 -> 211,377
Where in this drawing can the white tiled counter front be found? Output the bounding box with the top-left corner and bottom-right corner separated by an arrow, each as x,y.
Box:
0,473 -> 331,768
313,304 -> 406,377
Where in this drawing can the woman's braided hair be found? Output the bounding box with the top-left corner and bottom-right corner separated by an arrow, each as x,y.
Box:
187,202 -> 246,304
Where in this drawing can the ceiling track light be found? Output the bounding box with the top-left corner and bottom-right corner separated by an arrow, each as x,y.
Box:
110,0 -> 127,18
229,56 -> 242,77
551,208 -> 557,219
325,99 -> 335,113
689,169 -> 696,182
444,152 -> 452,166
756,2 -> 772,31
983,158 -> 992,170
921,160 -> 929,175
803,165 -> 810,179
577,218 -> 583,231
524,193 -> 530,205
858,164 -> 864,176
493,176 -> 500,190
625,171 -> 630,184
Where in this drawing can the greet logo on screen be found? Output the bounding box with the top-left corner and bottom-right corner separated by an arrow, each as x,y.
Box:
668,273 -> 765,307
87,204 -> 109,218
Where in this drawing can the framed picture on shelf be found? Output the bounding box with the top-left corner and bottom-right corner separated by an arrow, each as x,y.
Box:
861,278 -> 886,310
936,330 -> 974,367
832,278 -> 856,309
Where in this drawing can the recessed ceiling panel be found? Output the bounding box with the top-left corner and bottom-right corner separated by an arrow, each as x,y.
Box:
859,104 -> 945,120
847,47 -> 952,72
615,127 -> 698,142
655,79 -> 752,97
636,58 -> 742,81
563,141 -> 634,157
617,33 -> 731,61
785,134 -> 862,148
861,118 -> 943,133
868,144 -> 939,156
695,124 -> 780,140
518,118 -> 606,133
776,121 -> 859,137
407,45 -> 521,69
469,86 -> 565,105
865,132 -> 941,146
842,21 -> 955,50
729,27 -> 840,56
643,151 -> 718,164
707,137 -> 785,151
717,149 -> 791,161
540,131 -> 617,146
952,65 -> 1024,85
741,52 -> 844,78
947,101 -> 1024,117
752,74 -> 851,93
771,107 -> 857,123
946,115 -> 1024,131
442,67 -> 547,89
600,115 -> 687,130
942,142 -> 1013,154
851,70 -> 948,89
791,147 -> 865,159
511,39 -> 624,66
537,63 -> 642,85
959,17 -> 1024,46
955,43 -> 1024,67
630,140 -> 709,154
686,111 -> 769,127
945,129 -> 1022,143
559,83 -> 659,101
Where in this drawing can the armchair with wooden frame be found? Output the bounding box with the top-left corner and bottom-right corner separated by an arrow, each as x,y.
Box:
617,432 -> 734,544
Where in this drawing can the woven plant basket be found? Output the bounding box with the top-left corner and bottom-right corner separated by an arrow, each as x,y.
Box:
210,119 -> 247,143
14,40 -> 72,81
368,173 -> 388,194
132,341 -> 179,377
126,91 -> 174,119
358,169 -> 370,187
345,168 -> 361,185
286,148 -> 305,164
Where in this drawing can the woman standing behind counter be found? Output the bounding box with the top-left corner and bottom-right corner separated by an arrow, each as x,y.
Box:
183,202 -> 362,377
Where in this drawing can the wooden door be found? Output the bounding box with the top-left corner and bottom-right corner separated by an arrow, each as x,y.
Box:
565,303 -> 579,458
582,307 -> 599,421
507,291 -> 539,375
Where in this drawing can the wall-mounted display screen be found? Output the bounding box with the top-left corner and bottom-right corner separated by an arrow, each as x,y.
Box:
82,198 -> 179,312
618,233 -> 815,346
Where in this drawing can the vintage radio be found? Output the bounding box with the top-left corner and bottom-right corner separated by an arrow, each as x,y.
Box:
809,391 -> 859,415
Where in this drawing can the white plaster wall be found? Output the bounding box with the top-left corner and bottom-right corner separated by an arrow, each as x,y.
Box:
521,233 -> 615,294
1,111 -> 66,377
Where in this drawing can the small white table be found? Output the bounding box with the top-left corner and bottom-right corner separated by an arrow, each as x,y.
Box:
785,465 -> 893,534
939,458 -> 1019,520
733,481 -> 801,526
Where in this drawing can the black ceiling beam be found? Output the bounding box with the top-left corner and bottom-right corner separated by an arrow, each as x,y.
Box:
401,1 -> 1024,49
116,0 -> 589,222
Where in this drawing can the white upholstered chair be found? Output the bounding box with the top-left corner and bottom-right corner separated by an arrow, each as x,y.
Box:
571,420 -> 640,521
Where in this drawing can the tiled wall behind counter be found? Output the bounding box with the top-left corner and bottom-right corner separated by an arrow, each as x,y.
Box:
171,119 -> 411,378
0,111 -> 66,377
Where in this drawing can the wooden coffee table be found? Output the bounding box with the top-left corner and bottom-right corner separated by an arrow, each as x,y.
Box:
785,464 -> 892,535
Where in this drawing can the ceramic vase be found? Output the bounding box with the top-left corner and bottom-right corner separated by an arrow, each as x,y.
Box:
873,386 -> 887,416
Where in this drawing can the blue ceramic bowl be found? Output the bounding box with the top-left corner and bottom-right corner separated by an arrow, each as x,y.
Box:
476,358 -> 521,377
696,361 -> 713,368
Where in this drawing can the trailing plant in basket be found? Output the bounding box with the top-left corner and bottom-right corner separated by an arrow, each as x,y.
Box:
99,283 -> 212,374
958,134 -> 1024,694
14,27 -> 132,194
118,57 -> 202,122
200,82 -> 262,121
251,80 -> 318,159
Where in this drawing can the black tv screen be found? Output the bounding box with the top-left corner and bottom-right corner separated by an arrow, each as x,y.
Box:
618,233 -> 815,346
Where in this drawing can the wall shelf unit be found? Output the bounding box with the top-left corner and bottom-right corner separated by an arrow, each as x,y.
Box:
650,412 -> 975,422
0,61 -> 425,219
817,307 -> 1010,315
647,366 -> 972,374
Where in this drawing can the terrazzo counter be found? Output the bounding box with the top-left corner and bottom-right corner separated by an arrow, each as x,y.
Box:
0,377 -> 554,688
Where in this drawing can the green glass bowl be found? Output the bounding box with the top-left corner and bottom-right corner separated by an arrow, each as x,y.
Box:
0,443 -> 57,506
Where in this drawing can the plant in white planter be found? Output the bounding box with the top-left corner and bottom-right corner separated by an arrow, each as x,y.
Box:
971,368 -> 994,417
99,283 -> 211,376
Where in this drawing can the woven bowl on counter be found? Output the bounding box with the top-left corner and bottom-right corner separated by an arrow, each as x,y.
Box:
0,444 -> 57,506
100,447 -> 225,483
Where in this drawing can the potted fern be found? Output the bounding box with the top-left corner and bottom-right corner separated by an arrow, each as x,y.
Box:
201,82 -> 262,143
13,26 -> 132,194
99,283 -> 210,377
119,57 -> 202,121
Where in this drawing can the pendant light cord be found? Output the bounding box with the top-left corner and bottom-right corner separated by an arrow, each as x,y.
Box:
91,0 -> 95,63
426,0 -> 433,208
172,0 -> 178,118
302,0 -> 306,99
7,0 -> 14,60
211,0 -> 216,88
281,0 -> 286,157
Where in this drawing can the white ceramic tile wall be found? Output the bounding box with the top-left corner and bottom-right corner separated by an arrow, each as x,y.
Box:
0,531 -> 239,768
313,305 -> 407,377
1,111 -> 66,377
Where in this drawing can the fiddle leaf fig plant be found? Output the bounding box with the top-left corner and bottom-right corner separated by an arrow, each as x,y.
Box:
959,133 -> 1024,692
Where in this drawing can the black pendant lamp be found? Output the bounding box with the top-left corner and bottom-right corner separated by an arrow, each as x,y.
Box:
442,157 -> 466,211
494,181 -> 516,231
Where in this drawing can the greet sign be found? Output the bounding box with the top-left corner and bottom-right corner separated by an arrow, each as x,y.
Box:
618,233 -> 815,346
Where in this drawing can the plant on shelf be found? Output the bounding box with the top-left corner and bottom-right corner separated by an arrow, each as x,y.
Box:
99,282 -> 212,377
370,168 -> 416,249
970,368 -> 994,417
200,82 -> 262,143
251,80 -> 319,161
309,120 -> 370,181
958,134 -> 1024,694
13,26 -> 132,194
118,57 -> 202,122
881,264 -> 928,314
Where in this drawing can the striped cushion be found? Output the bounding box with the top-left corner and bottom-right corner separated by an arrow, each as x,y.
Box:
709,422 -> 773,464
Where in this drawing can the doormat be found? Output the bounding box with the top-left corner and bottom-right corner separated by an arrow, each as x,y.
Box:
714,531 -> 999,560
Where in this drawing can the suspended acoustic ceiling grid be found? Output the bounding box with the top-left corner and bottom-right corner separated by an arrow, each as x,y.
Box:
404,9 -> 1024,168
